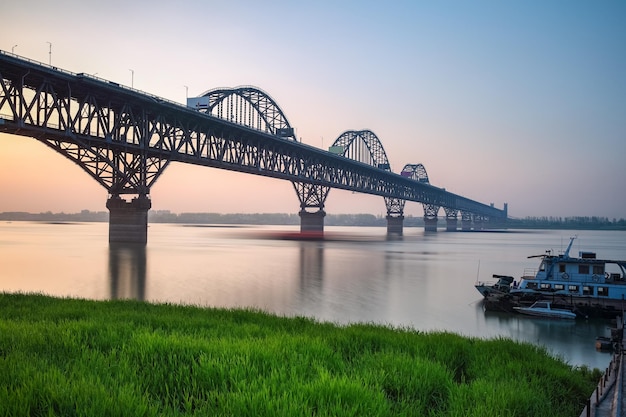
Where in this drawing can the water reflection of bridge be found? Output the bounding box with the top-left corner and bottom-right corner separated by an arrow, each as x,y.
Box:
1,51 -> 507,244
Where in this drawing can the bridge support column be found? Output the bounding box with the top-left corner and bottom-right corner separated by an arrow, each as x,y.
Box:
299,210 -> 325,234
424,217 -> 438,232
106,196 -> 151,244
386,215 -> 404,236
446,218 -> 458,231
460,212 -> 473,231
489,217 -> 507,229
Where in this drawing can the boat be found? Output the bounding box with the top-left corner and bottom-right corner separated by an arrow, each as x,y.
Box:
513,301 -> 577,319
475,274 -> 515,297
477,237 -> 626,316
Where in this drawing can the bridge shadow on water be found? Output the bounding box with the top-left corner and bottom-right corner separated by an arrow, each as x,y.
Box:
108,243 -> 146,301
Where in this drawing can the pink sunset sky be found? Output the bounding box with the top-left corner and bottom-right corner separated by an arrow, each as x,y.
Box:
1,1 -> 624,219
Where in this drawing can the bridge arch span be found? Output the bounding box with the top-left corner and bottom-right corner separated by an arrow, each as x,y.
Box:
198,86 -> 296,140
331,130 -> 409,234
401,163 -> 440,231
400,163 -> 429,184
331,130 -> 391,170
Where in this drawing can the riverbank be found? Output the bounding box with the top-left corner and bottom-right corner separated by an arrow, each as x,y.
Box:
0,293 -> 600,416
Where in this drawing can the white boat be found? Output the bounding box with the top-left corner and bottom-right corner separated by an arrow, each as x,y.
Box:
477,237 -> 626,314
513,301 -> 577,319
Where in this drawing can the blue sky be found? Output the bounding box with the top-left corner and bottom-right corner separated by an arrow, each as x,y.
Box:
1,1 -> 625,219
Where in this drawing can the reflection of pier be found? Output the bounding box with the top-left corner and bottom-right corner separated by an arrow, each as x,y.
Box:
108,243 -> 147,300
298,241 -> 324,294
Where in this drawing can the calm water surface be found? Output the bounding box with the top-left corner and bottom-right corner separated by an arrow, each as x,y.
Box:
2,221 -> 625,370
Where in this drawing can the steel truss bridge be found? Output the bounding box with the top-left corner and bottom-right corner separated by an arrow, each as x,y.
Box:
0,51 -> 507,243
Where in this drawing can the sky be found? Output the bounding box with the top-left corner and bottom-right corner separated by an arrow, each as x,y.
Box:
1,1 -> 625,219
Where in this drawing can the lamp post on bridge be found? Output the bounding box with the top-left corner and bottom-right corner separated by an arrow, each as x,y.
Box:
46,41 -> 52,65
11,45 -> 17,54
129,69 -> 134,88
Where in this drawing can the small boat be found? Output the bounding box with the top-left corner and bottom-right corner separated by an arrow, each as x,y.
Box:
513,301 -> 577,319
595,336 -> 614,351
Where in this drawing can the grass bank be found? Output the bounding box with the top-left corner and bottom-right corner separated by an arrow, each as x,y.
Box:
0,293 -> 599,416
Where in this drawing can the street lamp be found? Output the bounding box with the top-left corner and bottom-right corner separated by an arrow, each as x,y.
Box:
184,85 -> 188,101
46,41 -> 52,65
129,69 -> 134,88
11,44 -> 17,54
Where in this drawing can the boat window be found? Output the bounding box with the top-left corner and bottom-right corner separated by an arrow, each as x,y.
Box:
554,284 -> 565,290
526,282 -> 538,289
540,283 -> 551,290
539,261 -> 546,272
597,287 -> 609,297
583,286 -> 593,295
606,263 -> 625,281
559,264 -> 566,273
568,285 -> 579,292
535,302 -> 548,309
593,265 -> 604,275
579,265 -> 590,274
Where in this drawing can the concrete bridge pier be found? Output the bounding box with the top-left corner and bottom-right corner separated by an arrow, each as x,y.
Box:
386,215 -> 404,236
299,210 -> 325,234
424,217 -> 438,232
106,196 -> 151,244
460,212 -> 473,231
446,218 -> 458,231
461,218 -> 473,231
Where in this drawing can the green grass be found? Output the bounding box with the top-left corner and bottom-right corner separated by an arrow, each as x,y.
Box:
0,293 -> 600,416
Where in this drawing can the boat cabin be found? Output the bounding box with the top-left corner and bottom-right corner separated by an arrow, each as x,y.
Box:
535,254 -> 626,284
518,251 -> 626,300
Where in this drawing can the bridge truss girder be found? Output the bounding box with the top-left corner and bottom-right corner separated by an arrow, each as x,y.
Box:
444,207 -> 458,220
292,182 -> 330,212
0,53 -> 506,223
0,74 -> 171,197
384,197 -> 405,217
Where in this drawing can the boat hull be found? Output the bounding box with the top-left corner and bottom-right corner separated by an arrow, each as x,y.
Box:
475,284 -> 507,298
513,307 -> 576,320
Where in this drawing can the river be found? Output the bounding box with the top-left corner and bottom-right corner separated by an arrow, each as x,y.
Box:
2,221 -> 625,370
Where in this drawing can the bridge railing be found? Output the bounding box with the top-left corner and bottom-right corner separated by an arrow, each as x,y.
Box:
0,49 -> 186,111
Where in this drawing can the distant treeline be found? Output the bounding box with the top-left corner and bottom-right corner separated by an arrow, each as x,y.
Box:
0,210 -> 108,222
1,210 -> 625,230
507,216 -> 626,230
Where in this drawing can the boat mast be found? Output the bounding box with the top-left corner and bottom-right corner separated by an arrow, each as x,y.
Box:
563,236 -> 577,258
